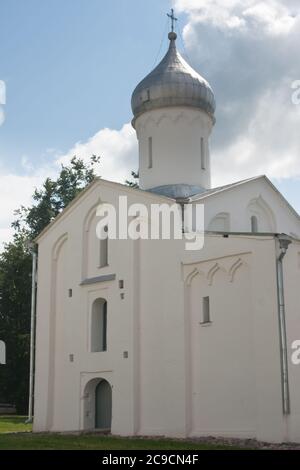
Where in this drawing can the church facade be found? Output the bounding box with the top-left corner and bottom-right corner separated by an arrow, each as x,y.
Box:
33,29 -> 300,443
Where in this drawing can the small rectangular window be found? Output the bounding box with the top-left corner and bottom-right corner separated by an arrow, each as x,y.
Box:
148,137 -> 153,169
251,216 -> 258,233
91,299 -> 107,352
102,302 -> 107,351
142,89 -> 151,102
99,227 -> 108,268
201,137 -> 206,170
202,296 -> 211,324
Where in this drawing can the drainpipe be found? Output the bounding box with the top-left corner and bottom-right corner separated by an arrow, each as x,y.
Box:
276,234 -> 292,415
26,243 -> 37,424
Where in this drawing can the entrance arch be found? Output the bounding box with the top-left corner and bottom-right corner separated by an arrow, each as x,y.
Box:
95,379 -> 112,430
83,378 -> 112,431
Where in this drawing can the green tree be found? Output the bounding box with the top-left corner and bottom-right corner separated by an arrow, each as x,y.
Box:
0,238 -> 32,410
125,170 -> 139,189
0,156 -> 100,412
13,155 -> 100,239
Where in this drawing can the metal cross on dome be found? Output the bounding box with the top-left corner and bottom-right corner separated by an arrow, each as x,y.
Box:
167,8 -> 178,33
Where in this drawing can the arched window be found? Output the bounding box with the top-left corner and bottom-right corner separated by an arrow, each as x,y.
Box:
247,197 -> 276,232
251,215 -> 258,233
208,212 -> 230,232
91,299 -> 107,352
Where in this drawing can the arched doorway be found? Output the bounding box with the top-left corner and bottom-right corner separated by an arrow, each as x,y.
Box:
95,379 -> 112,430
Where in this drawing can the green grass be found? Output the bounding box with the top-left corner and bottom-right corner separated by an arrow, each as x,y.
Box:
0,415 -> 32,434
0,416 -> 243,450
0,434 -> 244,450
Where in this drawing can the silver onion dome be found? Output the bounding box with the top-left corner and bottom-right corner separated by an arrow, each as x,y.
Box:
131,32 -> 216,125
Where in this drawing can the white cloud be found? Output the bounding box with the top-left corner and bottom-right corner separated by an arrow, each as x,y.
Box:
173,0 -> 300,187
57,123 -> 137,185
0,172 -> 45,246
212,83 -> 300,185
0,123 -> 138,248
243,2 -> 297,35
175,0 -> 299,35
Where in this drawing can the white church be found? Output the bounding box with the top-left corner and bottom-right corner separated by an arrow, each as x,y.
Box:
33,23 -> 300,443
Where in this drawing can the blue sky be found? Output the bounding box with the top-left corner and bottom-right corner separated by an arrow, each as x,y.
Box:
0,0 -> 173,170
0,0 -> 299,245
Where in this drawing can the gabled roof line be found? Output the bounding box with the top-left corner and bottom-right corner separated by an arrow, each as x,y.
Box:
35,174 -> 299,243
34,178 -> 175,243
189,175 -> 264,202
190,175 -> 300,221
